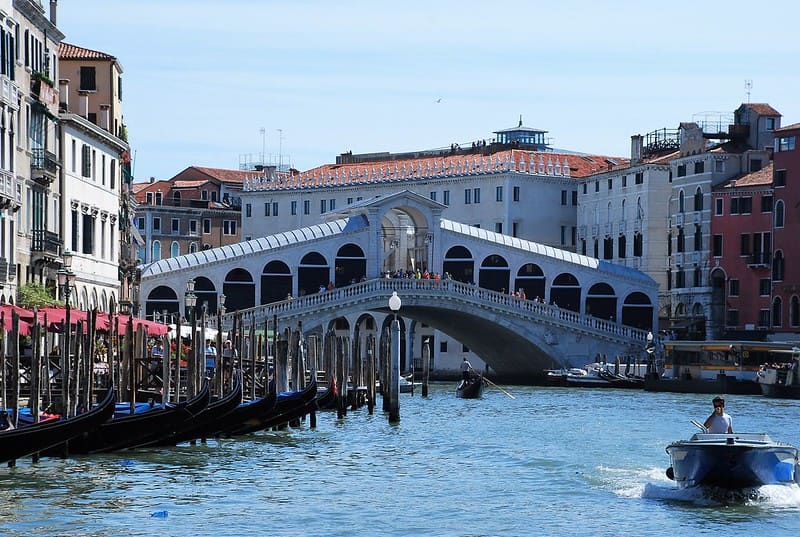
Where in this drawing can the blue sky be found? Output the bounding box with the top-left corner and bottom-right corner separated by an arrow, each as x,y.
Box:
57,1 -> 800,182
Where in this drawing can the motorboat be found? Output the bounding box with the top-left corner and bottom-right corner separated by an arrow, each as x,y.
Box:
666,424 -> 799,489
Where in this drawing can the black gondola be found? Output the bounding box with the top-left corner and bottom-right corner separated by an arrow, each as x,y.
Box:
221,378 -> 318,436
154,374 -> 244,446
456,374 -> 486,399
0,388 -> 116,464
47,382 -> 211,455
314,385 -> 336,410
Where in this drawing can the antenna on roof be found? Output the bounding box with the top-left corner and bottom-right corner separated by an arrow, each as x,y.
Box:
518,115 -> 523,127
259,127 -> 266,167
744,79 -> 752,103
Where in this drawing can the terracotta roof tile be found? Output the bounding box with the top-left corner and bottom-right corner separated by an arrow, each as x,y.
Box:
243,149 -> 628,192
742,103 -> 781,117
59,43 -> 116,61
717,162 -> 774,189
776,122 -> 800,133
170,166 -> 252,185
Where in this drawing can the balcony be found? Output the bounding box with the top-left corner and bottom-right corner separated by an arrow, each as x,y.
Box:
0,258 -> 15,284
577,225 -> 586,240
591,224 -> 600,237
31,148 -> 58,184
675,213 -> 684,227
618,220 -> 627,233
0,169 -> 19,209
746,253 -> 771,268
633,220 -> 642,233
31,229 -> 61,256
604,222 -> 613,236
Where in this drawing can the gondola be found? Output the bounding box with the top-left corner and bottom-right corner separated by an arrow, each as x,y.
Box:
314,385 -> 336,410
221,378 -> 318,436
47,382 -> 211,455
154,374 -> 244,446
456,374 -> 485,399
0,388 -> 116,464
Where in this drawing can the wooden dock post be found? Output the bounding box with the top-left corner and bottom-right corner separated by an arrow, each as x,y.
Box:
388,316 -> 400,423
367,335 -> 376,414
422,337 -> 431,398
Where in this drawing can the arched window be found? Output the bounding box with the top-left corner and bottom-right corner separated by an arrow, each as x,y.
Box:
607,201 -> 612,223
791,296 -> 800,327
637,198 -> 644,220
773,296 -> 783,327
679,190 -> 685,213
189,242 -> 198,253
171,241 -> 180,258
621,199 -> 626,220
694,187 -> 703,211
594,205 -> 599,225
773,251 -> 785,281
151,240 -> 161,262
775,200 -> 785,228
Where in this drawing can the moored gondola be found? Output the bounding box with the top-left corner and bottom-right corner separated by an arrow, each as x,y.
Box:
221,378 -> 318,436
155,374 -> 244,446
0,388 -> 116,464
47,382 -> 211,455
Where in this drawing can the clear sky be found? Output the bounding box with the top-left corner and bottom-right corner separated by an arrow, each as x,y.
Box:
56,0 -> 800,182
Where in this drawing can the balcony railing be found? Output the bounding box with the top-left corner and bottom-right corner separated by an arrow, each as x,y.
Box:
747,253 -> 771,268
31,229 -> 61,255
31,148 -> 58,174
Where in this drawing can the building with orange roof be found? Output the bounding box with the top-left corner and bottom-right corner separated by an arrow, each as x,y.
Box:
578,102 -> 781,340
239,121 -> 628,258
132,167 -> 243,265
54,39 -> 133,314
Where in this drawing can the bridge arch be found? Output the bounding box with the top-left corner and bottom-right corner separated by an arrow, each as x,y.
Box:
335,243 -> 367,287
443,245 -> 474,283
194,276 -> 219,315
478,254 -> 509,292
261,260 -> 292,304
145,285 -> 180,320
298,251 -> 330,296
223,268 -> 255,312
585,282 -> 617,321
515,263 -> 545,300
621,291 -> 653,330
550,272 -> 581,312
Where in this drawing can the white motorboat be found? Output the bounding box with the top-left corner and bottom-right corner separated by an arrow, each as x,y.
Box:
666,425 -> 800,489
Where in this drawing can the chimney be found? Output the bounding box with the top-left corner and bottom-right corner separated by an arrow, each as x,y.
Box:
99,104 -> 110,131
50,0 -> 57,25
78,91 -> 89,118
630,134 -> 643,165
149,177 -> 155,184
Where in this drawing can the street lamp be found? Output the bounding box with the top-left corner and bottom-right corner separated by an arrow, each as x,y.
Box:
57,249 -> 76,415
184,279 -> 197,398
387,291 -> 401,423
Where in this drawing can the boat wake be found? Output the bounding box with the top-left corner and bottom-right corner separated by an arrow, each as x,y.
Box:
599,465 -> 800,508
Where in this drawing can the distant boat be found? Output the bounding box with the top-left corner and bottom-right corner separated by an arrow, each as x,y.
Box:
666,427 -> 800,489
756,347 -> 800,398
456,374 -> 485,399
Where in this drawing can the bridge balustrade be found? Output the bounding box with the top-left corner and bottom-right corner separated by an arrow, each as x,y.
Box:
219,278 -> 649,345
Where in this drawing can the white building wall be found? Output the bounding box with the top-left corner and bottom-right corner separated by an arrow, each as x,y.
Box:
61,120 -> 123,311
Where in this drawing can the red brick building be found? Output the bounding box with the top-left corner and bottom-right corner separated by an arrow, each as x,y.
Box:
772,123 -> 800,330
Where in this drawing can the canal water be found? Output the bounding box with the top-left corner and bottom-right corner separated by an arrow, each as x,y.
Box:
2,384 -> 800,536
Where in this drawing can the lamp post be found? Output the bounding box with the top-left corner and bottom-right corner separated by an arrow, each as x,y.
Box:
184,279 -> 197,398
57,249 -> 76,416
388,291 -> 401,423
216,293 -> 226,393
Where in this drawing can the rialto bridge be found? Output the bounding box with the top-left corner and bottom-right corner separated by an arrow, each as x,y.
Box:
138,190 -> 658,381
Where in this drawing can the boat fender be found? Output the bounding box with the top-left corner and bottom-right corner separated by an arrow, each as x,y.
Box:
666,467 -> 675,480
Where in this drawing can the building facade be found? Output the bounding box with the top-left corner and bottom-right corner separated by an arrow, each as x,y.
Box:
132,167 -> 245,265
57,42 -> 130,312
